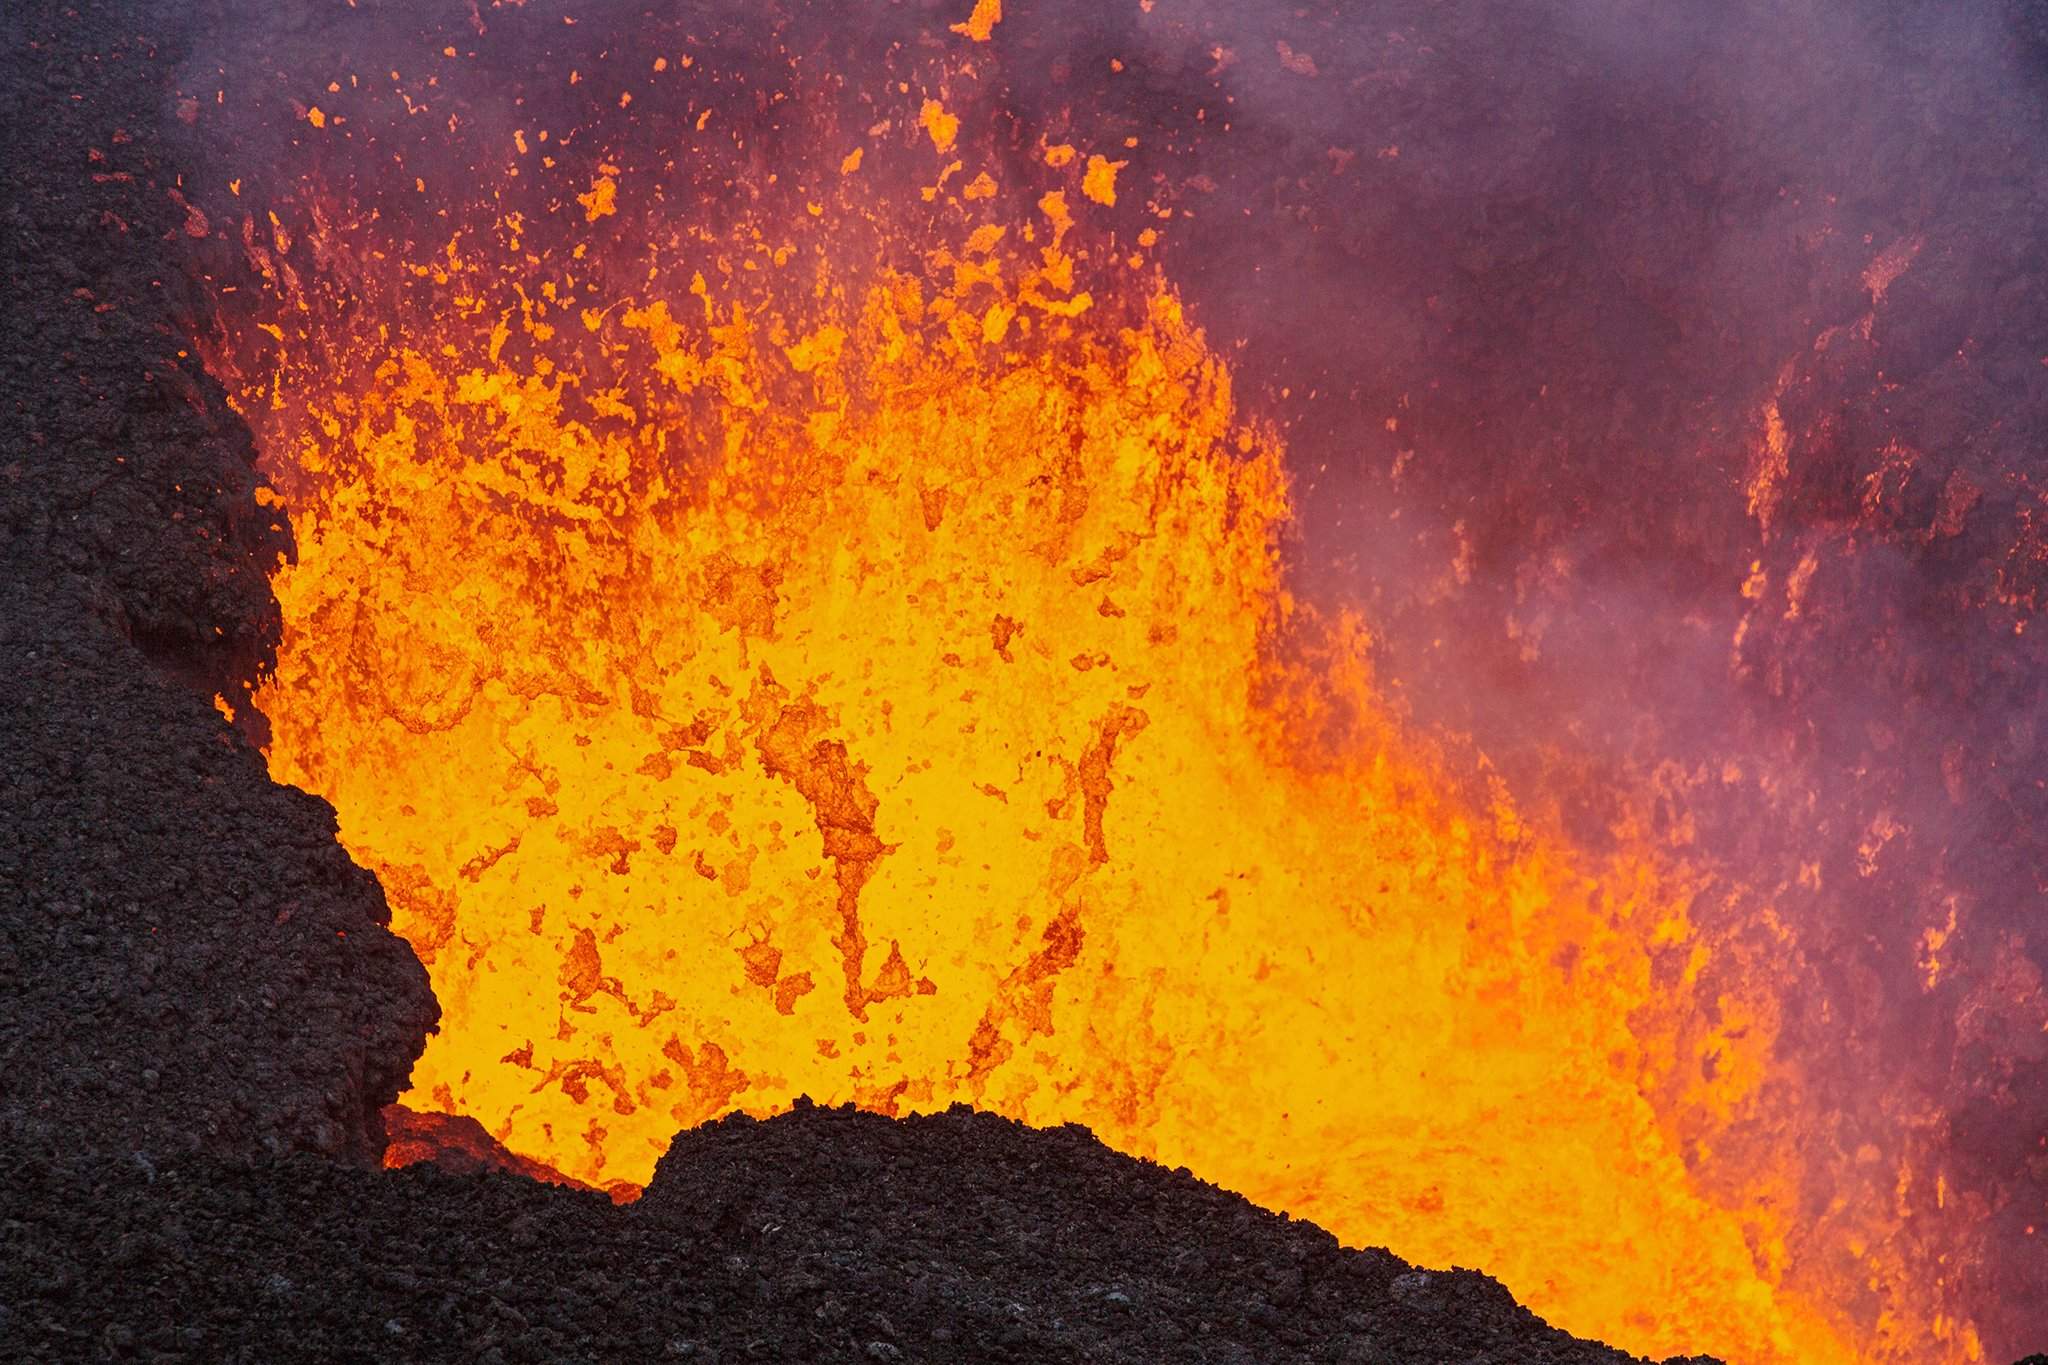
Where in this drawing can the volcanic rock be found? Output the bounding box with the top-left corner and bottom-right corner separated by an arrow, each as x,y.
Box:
0,1105 -> 1708,1365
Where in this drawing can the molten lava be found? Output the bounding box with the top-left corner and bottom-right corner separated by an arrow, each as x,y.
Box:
191,10 -> 2002,1363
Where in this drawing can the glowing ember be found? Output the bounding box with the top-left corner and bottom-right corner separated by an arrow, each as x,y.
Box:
188,10 -> 2001,1363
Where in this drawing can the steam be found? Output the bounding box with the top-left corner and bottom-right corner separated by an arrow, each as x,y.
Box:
1100,0 -> 2048,1354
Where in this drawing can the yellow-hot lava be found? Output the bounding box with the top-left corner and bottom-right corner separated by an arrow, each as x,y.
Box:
203,25 -> 1978,1365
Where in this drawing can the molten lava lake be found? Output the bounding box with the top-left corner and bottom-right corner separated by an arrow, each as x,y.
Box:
164,2 -> 2048,1361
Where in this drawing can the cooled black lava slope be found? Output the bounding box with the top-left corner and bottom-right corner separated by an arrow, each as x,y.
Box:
2,1104 -> 1709,1365
0,2 -> 435,1166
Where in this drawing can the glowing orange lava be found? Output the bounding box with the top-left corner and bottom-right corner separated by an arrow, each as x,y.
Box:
204,19 -> 1983,1364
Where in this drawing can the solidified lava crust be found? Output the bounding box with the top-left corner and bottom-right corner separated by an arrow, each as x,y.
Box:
0,0 -> 436,1169
3,1103 -> 1713,1365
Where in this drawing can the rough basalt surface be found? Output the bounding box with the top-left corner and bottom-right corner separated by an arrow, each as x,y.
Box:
1,1104 -> 1703,1365
0,598 -> 434,1164
0,0 -> 435,1167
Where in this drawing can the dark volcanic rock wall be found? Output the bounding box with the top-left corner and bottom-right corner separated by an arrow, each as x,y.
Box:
0,0 -> 435,1161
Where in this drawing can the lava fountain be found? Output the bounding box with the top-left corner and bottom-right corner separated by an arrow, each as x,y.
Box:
173,2 -> 2037,1361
